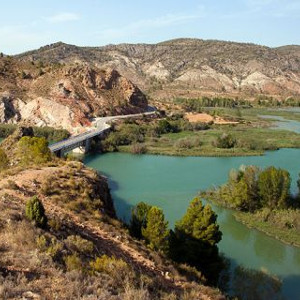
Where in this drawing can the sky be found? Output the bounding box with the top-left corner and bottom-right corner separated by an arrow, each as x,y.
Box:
0,0 -> 299,54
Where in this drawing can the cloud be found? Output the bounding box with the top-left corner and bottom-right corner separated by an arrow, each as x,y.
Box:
46,12 -> 80,23
94,12 -> 204,41
0,25 -> 54,54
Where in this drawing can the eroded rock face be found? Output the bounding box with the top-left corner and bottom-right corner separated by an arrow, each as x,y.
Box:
17,97 -> 77,132
0,60 -> 148,133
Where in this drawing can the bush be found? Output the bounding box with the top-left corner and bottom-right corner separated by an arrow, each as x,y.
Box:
17,136 -> 52,165
89,255 -> 132,283
213,133 -> 236,149
65,235 -> 94,254
131,143 -> 147,154
25,196 -> 47,228
0,148 -> 9,170
175,137 -> 202,149
64,253 -> 83,271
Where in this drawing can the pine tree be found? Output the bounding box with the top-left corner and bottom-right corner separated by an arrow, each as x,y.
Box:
142,206 -> 169,253
129,202 -> 152,239
25,196 -> 47,228
172,198 -> 222,284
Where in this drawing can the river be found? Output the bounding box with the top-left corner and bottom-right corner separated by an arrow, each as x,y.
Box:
84,149 -> 300,299
260,115 -> 300,134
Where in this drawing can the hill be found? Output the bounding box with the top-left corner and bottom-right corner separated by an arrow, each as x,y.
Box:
16,38 -> 300,100
0,55 -> 148,133
0,131 -> 224,299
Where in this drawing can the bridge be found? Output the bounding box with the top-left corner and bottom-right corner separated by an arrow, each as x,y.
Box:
49,110 -> 157,157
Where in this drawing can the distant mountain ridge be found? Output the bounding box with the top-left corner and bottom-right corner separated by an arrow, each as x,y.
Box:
16,38 -> 300,100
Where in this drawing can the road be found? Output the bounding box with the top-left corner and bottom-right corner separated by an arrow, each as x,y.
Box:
49,109 -> 157,153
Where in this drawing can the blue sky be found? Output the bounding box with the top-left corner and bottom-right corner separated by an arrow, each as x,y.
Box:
1,0 -> 299,54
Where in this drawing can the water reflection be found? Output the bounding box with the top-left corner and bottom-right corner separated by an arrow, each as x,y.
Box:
232,266 -> 283,300
254,233 -> 285,264
220,211 -> 251,243
294,250 -> 300,265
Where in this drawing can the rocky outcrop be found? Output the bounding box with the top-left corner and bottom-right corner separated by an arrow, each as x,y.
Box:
0,56 -> 148,133
0,95 -> 19,123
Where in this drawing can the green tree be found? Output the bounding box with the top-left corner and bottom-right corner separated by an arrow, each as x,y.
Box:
17,136 -> 52,165
157,119 -> 174,134
171,198 -> 222,283
142,206 -> 169,253
258,167 -> 291,209
129,202 -> 152,239
0,148 -> 9,170
25,196 -> 47,228
226,166 -> 260,212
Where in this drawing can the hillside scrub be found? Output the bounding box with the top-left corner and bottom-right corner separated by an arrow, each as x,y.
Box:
0,148 -> 9,170
0,161 -> 224,299
17,136 -> 52,165
0,124 -> 70,142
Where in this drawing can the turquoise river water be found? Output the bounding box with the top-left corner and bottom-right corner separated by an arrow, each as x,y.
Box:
84,149 -> 300,299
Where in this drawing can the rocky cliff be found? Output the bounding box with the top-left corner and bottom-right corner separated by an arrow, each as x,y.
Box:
16,39 -> 300,100
0,56 -> 148,133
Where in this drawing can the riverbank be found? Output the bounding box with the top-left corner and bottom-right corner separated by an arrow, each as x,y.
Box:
116,125 -> 300,157
202,197 -> 300,248
234,210 -> 300,247
100,106 -> 300,157
201,164 -> 300,248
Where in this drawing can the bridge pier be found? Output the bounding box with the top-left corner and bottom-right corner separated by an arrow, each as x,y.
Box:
85,138 -> 92,153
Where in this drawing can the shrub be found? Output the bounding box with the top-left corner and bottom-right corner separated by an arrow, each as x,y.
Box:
65,235 -> 94,254
213,133 -> 236,149
25,196 -> 47,228
17,136 -> 52,165
6,180 -> 19,190
175,137 -> 202,149
89,255 -> 131,282
64,253 -> 83,271
0,148 -> 9,170
131,143 -> 147,154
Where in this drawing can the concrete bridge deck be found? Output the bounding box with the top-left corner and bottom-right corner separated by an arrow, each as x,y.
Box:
49,110 -> 157,156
